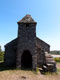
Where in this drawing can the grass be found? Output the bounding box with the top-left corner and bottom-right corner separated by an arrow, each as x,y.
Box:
57,68 -> 60,72
0,62 -> 60,80
0,69 -> 60,80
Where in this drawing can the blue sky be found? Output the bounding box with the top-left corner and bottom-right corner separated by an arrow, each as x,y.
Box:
0,0 -> 60,51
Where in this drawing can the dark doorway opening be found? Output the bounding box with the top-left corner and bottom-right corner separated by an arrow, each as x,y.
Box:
21,50 -> 32,69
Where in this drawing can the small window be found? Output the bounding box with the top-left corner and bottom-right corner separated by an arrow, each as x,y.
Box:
26,24 -> 29,27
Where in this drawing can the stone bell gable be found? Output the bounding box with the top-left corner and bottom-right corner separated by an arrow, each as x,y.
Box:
4,14 -> 56,71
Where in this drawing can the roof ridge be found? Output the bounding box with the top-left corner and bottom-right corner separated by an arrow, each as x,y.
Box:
17,14 -> 37,24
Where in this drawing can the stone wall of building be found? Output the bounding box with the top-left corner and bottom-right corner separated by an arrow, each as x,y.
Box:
16,23 -> 38,70
36,37 -> 50,67
4,15 -> 51,71
4,38 -> 17,66
4,25 -> 50,69
36,37 -> 50,53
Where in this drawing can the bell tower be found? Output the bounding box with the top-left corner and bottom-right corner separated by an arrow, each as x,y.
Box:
16,15 -> 37,70
17,14 -> 37,41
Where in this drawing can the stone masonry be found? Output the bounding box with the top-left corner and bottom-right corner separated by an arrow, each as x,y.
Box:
4,15 -> 56,71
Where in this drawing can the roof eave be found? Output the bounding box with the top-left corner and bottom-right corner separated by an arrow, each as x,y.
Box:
17,22 -> 37,24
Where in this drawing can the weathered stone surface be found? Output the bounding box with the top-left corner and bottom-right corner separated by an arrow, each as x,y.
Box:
44,52 -> 56,72
4,14 -> 56,71
4,38 -> 17,66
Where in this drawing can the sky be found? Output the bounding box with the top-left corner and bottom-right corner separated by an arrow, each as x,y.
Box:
0,0 -> 60,51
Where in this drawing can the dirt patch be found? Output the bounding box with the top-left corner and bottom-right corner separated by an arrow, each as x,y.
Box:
0,63 -> 60,80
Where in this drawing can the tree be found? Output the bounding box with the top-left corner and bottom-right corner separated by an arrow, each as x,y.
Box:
0,45 -> 4,62
0,46 -> 2,52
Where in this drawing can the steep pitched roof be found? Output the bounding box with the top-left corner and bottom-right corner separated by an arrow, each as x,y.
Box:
36,37 -> 50,51
5,38 -> 18,47
36,37 -> 50,47
17,14 -> 37,24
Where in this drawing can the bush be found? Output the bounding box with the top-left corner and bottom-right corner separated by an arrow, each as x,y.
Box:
54,57 -> 60,62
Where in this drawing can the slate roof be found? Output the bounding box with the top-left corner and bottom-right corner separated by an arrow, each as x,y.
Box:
17,14 -> 37,24
5,37 -> 50,48
36,37 -> 50,47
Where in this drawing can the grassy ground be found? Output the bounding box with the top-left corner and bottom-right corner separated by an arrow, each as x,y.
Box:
0,63 -> 60,80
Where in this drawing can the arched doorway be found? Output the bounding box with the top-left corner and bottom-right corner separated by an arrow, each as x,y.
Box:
21,50 -> 32,69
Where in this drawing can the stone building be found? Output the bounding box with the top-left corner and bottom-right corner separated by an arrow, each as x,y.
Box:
4,15 -> 56,71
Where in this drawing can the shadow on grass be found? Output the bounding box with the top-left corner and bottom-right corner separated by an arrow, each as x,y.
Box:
0,62 -> 33,71
0,62 -> 57,75
0,62 -> 16,71
21,67 -> 32,71
39,69 -> 58,75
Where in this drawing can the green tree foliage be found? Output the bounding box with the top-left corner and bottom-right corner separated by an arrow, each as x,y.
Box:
0,46 -> 1,52
0,45 -> 4,62
50,51 -> 60,55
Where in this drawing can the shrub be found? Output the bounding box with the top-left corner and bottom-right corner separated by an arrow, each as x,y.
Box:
54,57 -> 60,62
